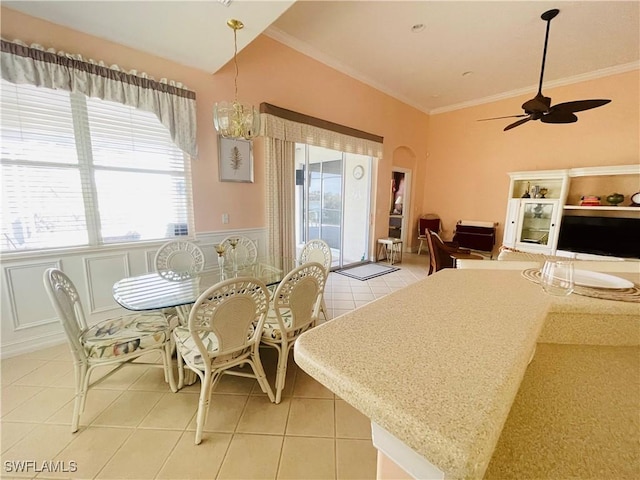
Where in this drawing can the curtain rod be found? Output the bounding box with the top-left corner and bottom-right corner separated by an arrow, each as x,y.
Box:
260,103 -> 383,143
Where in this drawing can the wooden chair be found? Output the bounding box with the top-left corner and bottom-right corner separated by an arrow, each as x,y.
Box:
425,230 -> 479,275
417,215 -> 442,255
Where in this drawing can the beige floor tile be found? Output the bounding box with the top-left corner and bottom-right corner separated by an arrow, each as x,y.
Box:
335,400 -> 371,439
186,393 -> 248,433
2,424 -> 76,475
92,365 -> 149,390
2,388 -> 76,423
18,343 -> 69,361
236,396 -> 290,435
286,398 -> 335,437
95,428 -> 181,479
335,438 -> 377,480
45,426 -> 133,479
92,390 -> 163,427
331,292 -> 354,300
332,300 -> 356,309
292,371 -> 334,399
128,366 -> 175,392
138,391 -> 197,429
213,373 -> 258,395
1,422 -> 37,454
352,292 -> 375,301
277,436 -> 335,480
12,361 -> 74,388
217,433 -> 283,480
156,431 -> 231,479
1,358 -> 47,386
1,385 -> 44,417
45,389 -> 122,427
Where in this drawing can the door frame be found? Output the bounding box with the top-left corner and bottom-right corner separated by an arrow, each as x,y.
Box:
390,167 -> 411,250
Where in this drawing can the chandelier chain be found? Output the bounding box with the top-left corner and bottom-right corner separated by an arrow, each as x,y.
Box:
232,26 -> 239,102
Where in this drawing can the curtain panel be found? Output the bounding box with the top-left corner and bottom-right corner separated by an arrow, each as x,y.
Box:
263,137 -> 296,260
0,38 -> 197,158
259,104 -> 383,260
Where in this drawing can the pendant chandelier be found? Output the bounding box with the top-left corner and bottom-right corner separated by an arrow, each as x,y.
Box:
213,19 -> 260,140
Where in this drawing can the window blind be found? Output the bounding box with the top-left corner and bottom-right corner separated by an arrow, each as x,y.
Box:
1,80 -> 193,252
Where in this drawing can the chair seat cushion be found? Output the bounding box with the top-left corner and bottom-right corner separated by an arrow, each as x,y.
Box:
81,313 -> 169,360
261,308 -> 313,342
173,327 -> 251,367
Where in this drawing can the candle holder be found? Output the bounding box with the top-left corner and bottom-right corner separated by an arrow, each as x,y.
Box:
229,238 -> 239,272
215,244 -> 226,270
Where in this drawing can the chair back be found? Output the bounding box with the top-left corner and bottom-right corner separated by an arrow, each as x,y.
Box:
426,230 -> 455,274
299,239 -> 332,272
43,268 -> 88,363
419,216 -> 441,238
188,277 -> 269,364
272,262 -> 327,333
155,240 -> 205,280
221,235 -> 258,268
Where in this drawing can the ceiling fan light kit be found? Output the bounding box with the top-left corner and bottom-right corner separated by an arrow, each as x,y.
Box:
479,8 -> 611,131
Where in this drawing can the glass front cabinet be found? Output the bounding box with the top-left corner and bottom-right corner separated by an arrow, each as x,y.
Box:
515,199 -> 561,253
502,170 -> 569,255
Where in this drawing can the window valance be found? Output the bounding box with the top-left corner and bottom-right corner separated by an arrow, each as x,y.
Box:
1,38 -> 197,158
260,103 -> 383,158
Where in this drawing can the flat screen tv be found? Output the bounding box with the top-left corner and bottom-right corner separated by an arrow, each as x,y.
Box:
557,216 -> 640,259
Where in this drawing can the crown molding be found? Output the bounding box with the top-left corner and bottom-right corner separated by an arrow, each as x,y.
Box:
264,26 -> 429,114
265,25 -> 638,117
429,61 -> 640,115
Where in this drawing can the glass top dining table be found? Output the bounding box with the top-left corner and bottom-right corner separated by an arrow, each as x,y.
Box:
113,256 -> 299,313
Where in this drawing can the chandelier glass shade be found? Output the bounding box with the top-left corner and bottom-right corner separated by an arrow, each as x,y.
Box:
213,19 -> 260,140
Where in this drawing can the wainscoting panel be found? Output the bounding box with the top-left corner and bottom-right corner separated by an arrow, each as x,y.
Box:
84,253 -> 130,315
5,261 -> 60,331
0,227 -> 267,358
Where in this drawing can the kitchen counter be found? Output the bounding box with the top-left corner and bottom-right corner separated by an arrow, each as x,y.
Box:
294,269 -> 639,479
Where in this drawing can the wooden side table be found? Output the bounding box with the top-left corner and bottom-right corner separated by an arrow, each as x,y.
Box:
377,238 -> 403,265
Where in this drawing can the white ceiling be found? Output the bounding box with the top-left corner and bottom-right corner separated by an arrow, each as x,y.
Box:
5,1 -> 639,114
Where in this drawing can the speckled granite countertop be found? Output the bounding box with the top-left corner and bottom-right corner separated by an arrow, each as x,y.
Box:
294,269 -> 640,479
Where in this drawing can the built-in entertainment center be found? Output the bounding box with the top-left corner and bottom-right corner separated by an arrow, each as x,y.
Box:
503,165 -> 640,259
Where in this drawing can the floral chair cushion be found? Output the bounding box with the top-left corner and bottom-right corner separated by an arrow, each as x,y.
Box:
81,313 -> 169,360
261,308 -> 313,342
173,326 -> 252,367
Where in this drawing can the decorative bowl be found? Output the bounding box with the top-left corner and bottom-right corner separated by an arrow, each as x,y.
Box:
606,193 -> 625,206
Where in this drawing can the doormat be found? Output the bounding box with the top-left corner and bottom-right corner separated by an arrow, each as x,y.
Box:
335,262 -> 399,281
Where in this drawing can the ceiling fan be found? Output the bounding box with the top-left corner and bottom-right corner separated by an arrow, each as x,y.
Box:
479,8 -> 611,131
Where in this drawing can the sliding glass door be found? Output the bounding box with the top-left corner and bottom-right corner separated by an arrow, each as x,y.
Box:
295,144 -> 371,269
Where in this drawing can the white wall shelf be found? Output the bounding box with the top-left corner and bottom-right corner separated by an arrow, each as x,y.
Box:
564,205 -> 640,212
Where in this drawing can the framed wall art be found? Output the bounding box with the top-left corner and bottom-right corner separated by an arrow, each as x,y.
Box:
218,136 -> 253,183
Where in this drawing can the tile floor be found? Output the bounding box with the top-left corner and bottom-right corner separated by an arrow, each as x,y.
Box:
1,254 -> 429,480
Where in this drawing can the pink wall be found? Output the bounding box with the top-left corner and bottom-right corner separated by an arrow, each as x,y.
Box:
3,7 -> 637,254
1,7 -> 430,251
426,70 -> 639,243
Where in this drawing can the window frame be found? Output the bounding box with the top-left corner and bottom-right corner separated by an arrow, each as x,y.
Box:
1,82 -> 195,257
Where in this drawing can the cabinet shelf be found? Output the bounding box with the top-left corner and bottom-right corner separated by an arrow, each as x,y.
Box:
564,205 -> 639,212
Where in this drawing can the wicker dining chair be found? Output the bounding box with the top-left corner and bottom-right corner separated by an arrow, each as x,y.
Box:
261,262 -> 327,404
221,235 -> 258,269
173,276 -> 275,444
299,239 -> 332,321
43,268 -> 176,433
154,240 -> 205,281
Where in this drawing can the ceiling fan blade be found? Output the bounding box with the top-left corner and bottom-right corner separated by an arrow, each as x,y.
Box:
550,99 -> 612,114
540,111 -> 578,124
504,117 -> 532,131
478,114 -> 529,121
